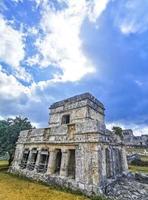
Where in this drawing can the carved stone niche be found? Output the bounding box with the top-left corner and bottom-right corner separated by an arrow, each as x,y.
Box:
67,124 -> 76,140
43,128 -> 51,141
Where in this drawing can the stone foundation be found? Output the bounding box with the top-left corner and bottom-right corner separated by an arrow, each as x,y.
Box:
9,167 -> 102,196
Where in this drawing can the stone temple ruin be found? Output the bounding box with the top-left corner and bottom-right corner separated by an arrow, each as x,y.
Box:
10,93 -> 128,195
122,129 -> 148,147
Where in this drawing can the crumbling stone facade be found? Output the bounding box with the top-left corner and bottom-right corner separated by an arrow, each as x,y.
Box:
10,93 -> 128,195
122,129 -> 148,147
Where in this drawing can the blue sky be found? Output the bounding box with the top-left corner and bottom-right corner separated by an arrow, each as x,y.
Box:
0,0 -> 148,135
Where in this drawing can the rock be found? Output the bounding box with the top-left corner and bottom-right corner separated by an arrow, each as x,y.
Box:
105,178 -> 148,200
127,154 -> 141,164
135,173 -> 148,184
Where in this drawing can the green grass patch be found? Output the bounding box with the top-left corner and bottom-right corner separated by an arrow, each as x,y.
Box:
91,195 -> 109,200
0,171 -> 89,200
0,171 -> 110,200
141,155 -> 148,161
0,160 -> 9,170
129,165 -> 148,174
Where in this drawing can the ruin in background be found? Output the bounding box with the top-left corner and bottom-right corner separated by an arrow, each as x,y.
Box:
122,129 -> 148,147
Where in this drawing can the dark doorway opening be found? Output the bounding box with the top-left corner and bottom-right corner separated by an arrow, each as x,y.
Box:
105,148 -> 112,178
55,149 -> 62,174
68,150 -> 75,179
20,149 -> 30,169
37,150 -> 49,173
115,149 -> 122,174
28,149 -> 38,171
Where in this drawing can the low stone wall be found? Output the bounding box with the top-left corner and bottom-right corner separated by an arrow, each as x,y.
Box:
10,167 -> 148,199
127,154 -> 141,164
8,167 -> 102,196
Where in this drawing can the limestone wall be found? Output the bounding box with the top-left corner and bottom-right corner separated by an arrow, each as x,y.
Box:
49,105 -> 88,126
123,129 -> 148,147
10,93 -> 128,195
49,93 -> 105,127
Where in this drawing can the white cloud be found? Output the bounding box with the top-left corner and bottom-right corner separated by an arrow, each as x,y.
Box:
26,54 -> 40,66
36,1 -> 94,82
106,122 -> 126,131
0,66 -> 55,106
120,23 -> 137,35
0,0 -> 111,126
116,0 -> 148,34
133,126 -> 148,136
28,0 -> 110,82
34,0 -> 47,8
106,122 -> 148,136
0,116 -> 4,120
0,15 -> 32,82
27,26 -> 39,35
11,0 -> 23,3
0,70 -> 29,99
0,15 -> 24,67
135,80 -> 143,87
87,0 -> 111,22
15,67 -> 32,83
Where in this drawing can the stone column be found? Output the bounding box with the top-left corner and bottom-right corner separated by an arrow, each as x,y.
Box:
112,148 -> 116,177
60,149 -> 70,177
91,149 -> 100,186
110,148 -> 115,177
101,147 -> 106,180
27,150 -> 32,166
47,149 -> 57,175
34,149 -> 41,172
12,144 -> 24,170
121,146 -> 128,173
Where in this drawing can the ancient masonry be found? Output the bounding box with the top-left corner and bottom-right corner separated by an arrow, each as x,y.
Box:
122,129 -> 148,147
10,93 -> 128,195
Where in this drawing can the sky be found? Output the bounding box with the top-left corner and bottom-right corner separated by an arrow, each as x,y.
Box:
0,0 -> 148,136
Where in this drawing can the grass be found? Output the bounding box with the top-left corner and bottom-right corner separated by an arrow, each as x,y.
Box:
0,161 -> 108,200
141,155 -> 148,161
0,160 -> 9,169
0,171 -> 110,200
0,171 -> 90,200
126,147 -> 148,174
128,165 -> 148,174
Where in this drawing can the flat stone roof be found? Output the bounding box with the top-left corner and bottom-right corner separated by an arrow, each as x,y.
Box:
49,92 -> 105,109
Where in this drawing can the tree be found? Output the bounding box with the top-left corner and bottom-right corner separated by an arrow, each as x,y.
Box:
112,126 -> 123,138
0,116 -> 34,158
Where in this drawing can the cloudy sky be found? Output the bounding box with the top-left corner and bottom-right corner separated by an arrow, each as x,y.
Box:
0,0 -> 148,135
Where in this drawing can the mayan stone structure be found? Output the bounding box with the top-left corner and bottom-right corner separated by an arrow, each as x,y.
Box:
122,129 -> 148,147
10,93 -> 128,195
